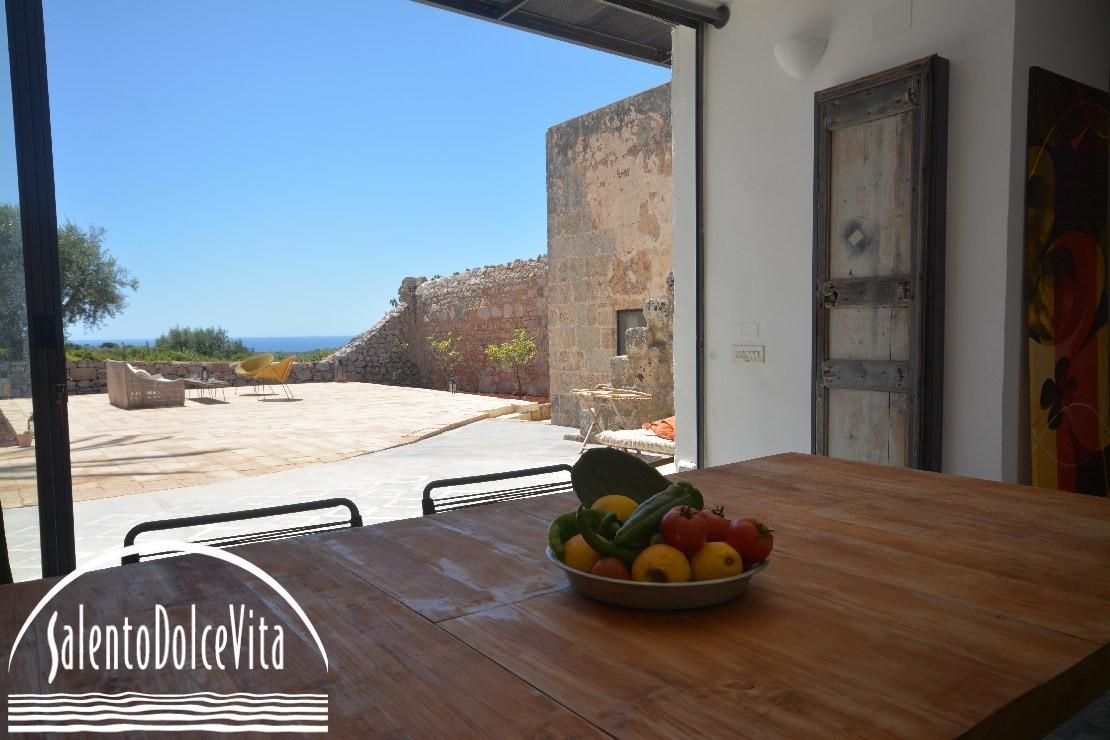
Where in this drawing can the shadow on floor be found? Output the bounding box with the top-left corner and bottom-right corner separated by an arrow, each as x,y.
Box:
1047,691 -> 1110,739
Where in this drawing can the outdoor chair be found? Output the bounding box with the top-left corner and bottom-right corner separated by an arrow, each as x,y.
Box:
252,356 -> 296,399
422,464 -> 573,515
231,353 -> 274,394
121,497 -> 363,565
105,360 -> 185,409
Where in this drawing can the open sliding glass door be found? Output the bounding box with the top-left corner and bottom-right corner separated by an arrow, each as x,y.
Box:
0,0 -> 72,582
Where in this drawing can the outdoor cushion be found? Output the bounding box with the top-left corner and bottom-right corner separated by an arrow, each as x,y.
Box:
595,428 -> 676,456
642,415 -> 676,441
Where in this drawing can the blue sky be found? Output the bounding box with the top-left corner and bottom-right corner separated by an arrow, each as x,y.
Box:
36,0 -> 669,340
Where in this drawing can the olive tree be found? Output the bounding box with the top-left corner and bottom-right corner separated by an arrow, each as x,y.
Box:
0,203 -> 138,359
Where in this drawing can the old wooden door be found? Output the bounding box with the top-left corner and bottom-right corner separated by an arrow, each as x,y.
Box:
813,56 -> 948,470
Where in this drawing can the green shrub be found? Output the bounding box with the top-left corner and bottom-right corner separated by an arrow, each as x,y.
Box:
484,328 -> 537,398
155,326 -> 248,358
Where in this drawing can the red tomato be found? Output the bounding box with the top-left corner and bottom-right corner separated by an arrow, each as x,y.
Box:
660,505 -> 708,554
726,518 -> 774,564
591,557 -> 631,580
696,507 -> 731,542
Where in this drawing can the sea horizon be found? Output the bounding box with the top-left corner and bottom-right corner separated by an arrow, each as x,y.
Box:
69,335 -> 355,353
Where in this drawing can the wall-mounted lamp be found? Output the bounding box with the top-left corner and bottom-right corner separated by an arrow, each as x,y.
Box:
773,37 -> 828,80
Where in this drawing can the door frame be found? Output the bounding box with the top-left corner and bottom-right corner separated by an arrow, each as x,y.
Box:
6,0 -> 74,576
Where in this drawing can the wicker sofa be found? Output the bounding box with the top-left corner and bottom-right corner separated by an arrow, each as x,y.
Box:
106,360 -> 185,410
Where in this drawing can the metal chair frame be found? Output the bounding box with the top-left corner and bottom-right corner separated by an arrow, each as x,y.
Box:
122,497 -> 362,565
422,464 -> 573,515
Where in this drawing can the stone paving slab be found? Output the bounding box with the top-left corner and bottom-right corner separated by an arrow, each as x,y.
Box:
0,382 -> 535,509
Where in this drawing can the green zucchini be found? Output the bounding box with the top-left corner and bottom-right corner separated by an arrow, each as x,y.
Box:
612,481 -> 703,548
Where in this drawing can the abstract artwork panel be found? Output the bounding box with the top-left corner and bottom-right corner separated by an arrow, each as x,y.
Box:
1025,67 -> 1110,495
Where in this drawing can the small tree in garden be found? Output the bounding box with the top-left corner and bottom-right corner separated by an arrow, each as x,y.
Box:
427,332 -> 462,388
485,328 -> 536,399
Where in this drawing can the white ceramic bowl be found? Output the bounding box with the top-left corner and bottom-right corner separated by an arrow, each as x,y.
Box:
545,546 -> 768,610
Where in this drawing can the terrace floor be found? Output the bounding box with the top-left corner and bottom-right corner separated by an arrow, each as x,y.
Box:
0,382 -> 537,509
4,416 -> 623,582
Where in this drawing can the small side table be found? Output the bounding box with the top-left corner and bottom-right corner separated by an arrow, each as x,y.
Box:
569,386 -> 654,453
184,378 -> 230,402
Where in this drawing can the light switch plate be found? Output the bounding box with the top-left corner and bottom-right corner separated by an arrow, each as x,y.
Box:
733,345 -> 765,363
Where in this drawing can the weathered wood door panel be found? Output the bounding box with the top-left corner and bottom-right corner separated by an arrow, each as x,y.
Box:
814,56 -> 948,470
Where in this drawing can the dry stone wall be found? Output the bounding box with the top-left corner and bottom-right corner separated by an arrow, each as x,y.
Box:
547,83 -> 673,427
321,258 -> 548,396
326,278 -> 422,387
63,358 -> 338,395
411,258 -> 548,396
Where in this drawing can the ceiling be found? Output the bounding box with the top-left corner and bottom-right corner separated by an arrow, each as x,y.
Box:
415,0 -> 728,66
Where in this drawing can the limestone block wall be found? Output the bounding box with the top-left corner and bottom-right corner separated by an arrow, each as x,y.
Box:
547,83 -> 673,427
411,258 -> 548,396
0,360 -> 31,398
590,273 -> 676,438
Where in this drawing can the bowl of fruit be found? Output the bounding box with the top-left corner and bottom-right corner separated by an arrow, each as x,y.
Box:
547,449 -> 773,610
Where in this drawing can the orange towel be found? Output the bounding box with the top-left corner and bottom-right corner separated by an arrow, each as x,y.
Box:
643,416 -> 676,441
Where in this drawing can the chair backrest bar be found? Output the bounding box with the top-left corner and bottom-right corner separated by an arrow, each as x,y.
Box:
422,464 -> 573,515
122,497 -> 362,564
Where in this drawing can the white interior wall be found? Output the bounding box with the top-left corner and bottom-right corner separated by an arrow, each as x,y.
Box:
676,0 -> 1023,477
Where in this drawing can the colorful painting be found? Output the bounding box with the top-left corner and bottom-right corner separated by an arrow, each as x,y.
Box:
1026,67 -> 1110,495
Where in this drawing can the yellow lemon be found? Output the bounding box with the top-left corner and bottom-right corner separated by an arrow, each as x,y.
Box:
592,494 -> 639,523
631,544 -> 692,583
690,542 -> 743,581
562,534 -> 601,572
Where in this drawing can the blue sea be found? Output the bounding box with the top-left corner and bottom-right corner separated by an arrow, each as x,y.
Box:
70,335 -> 354,353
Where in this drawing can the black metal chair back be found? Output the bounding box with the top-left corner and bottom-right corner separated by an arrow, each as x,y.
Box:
122,497 -> 362,565
422,464 -> 573,515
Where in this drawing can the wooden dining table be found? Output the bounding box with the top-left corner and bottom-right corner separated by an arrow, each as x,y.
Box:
3,452 -> 1110,738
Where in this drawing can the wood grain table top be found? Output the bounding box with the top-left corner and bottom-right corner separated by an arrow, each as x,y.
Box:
4,452 -> 1109,738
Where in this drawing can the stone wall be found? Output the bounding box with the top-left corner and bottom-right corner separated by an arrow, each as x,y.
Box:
0,360 -> 31,398
584,274 -> 675,439
10,254 -> 546,400
411,258 -> 548,396
547,83 -> 673,427
64,358 -> 339,395
327,278 -> 422,387
325,258 -> 548,396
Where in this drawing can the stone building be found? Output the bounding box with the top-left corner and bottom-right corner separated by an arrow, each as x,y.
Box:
546,82 -> 673,428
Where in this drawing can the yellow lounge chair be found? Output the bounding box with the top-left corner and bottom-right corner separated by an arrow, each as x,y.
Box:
231,353 -> 274,394
252,356 -> 296,399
